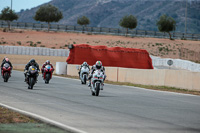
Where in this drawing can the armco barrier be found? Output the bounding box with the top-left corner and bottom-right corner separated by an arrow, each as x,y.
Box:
65,64 -> 200,91
0,46 -> 69,57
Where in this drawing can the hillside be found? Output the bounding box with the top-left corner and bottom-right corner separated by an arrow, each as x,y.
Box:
17,0 -> 200,33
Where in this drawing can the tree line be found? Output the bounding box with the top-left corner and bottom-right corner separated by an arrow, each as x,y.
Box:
0,4 -> 176,40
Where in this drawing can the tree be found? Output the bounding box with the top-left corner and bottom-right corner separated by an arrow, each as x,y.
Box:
157,14 -> 176,40
119,15 -> 137,36
0,7 -> 18,30
77,16 -> 90,33
34,4 -> 63,32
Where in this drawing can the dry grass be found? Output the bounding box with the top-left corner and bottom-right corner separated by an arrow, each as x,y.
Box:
0,106 -> 36,123
1,30 -> 200,60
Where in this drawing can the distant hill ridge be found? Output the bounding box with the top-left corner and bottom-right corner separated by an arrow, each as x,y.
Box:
17,0 -> 200,33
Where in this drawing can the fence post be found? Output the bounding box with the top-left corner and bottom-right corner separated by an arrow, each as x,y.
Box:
65,25 -> 68,31
57,25 -> 59,31
74,26 -> 76,31
100,27 -> 102,33
154,31 -> 156,36
91,27 -> 93,32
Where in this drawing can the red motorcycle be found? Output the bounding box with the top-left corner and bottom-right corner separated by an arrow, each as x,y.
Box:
2,63 -> 12,82
42,65 -> 54,84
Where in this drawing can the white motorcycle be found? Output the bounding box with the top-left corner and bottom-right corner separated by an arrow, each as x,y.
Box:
90,70 -> 104,96
79,66 -> 90,84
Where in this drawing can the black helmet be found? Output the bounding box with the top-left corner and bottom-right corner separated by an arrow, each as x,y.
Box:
30,59 -> 35,65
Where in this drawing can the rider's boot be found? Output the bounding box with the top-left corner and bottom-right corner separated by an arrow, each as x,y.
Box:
88,81 -> 91,87
101,83 -> 104,90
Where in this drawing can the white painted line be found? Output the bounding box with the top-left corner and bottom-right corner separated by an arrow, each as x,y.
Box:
53,75 -> 80,81
0,103 -> 88,133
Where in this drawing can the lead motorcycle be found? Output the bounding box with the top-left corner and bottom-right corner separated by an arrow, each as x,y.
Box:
26,65 -> 38,89
79,66 -> 90,84
90,70 -> 104,96
42,65 -> 54,84
2,63 -> 12,82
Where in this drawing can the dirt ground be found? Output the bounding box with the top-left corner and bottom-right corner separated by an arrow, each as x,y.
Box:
0,29 -> 200,61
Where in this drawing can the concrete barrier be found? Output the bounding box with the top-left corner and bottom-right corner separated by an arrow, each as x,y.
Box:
118,68 -> 166,86
64,64 -> 200,91
56,62 -> 67,75
66,64 -> 79,76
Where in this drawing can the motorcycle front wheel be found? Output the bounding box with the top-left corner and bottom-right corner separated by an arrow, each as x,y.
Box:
45,73 -> 50,84
3,72 -> 9,82
29,77 -> 35,89
95,83 -> 100,96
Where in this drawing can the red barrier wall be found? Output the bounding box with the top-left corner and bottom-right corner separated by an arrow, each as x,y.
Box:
66,44 -> 153,69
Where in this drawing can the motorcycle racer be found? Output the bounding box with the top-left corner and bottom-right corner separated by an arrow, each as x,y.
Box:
24,59 -> 39,82
88,61 -> 106,87
78,61 -> 90,76
41,60 -> 54,75
1,57 -> 13,76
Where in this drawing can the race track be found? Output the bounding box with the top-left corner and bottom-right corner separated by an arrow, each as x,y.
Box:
0,70 -> 200,133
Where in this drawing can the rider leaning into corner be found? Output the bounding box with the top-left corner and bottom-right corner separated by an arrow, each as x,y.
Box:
78,61 -> 90,76
88,61 -> 106,87
24,59 -> 40,82
1,57 -> 13,76
41,60 -> 54,76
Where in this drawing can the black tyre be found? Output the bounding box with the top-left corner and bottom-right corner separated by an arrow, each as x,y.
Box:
91,91 -> 95,96
83,75 -> 87,84
45,73 -> 50,84
29,77 -> 35,89
95,83 -> 100,96
3,72 -> 9,82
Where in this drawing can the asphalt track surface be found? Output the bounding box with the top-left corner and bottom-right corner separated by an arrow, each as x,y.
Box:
0,70 -> 200,133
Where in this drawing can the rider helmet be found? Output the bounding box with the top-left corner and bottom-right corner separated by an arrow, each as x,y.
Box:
95,61 -> 102,69
30,59 -> 35,65
83,61 -> 88,66
5,58 -> 9,62
46,60 -> 50,65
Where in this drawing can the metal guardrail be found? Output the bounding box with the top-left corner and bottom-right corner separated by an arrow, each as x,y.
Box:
0,21 -> 200,40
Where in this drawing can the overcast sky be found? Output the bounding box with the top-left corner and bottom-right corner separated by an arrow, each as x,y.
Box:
0,0 -> 52,12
